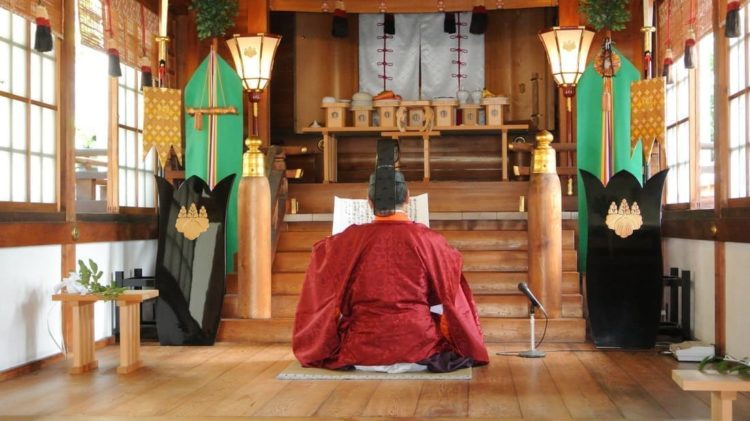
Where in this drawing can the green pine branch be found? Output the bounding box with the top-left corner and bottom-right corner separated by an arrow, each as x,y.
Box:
77,259 -> 127,300
190,0 -> 239,41
579,0 -> 631,32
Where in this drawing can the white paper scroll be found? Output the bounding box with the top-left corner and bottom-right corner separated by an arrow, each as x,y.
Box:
332,193 -> 430,235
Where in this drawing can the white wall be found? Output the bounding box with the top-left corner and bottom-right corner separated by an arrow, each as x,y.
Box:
0,245 -> 62,372
725,242 -> 750,357
663,238 -> 715,344
0,240 -> 157,372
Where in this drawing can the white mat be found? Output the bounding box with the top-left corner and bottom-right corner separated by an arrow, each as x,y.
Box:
277,361 -> 472,380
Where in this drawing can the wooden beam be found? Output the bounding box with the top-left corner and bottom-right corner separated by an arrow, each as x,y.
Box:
0,220 -> 158,248
270,0 -> 557,12
557,0 -> 579,26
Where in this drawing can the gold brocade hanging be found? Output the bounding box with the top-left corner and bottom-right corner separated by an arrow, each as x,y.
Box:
143,87 -> 183,167
630,78 -> 665,161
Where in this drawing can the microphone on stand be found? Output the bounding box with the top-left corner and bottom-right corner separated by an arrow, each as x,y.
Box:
517,282 -> 548,317
517,282 -> 547,358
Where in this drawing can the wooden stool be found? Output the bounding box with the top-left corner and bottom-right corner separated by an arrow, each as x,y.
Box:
53,290 -> 159,374
673,369 -> 750,421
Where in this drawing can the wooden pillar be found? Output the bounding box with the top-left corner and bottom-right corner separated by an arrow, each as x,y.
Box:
527,131 -> 562,318
238,139 -> 272,319
60,0 -> 78,351
713,0 -> 729,354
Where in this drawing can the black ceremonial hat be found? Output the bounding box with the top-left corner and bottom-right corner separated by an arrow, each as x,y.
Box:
371,139 -> 404,215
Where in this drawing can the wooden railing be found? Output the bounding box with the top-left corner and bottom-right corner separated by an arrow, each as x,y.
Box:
266,145 -> 288,259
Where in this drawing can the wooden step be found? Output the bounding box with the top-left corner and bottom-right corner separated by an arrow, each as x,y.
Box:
277,230 -> 576,252
259,293 -> 583,319
217,317 -> 586,343
226,273 -> 238,294
273,250 -> 578,273
283,219 -> 579,232
466,272 -> 580,295
289,182 -> 529,213
225,271 -> 581,297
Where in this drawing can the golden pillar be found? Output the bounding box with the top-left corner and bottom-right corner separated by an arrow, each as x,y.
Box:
238,138 -> 272,319
527,131 -> 562,318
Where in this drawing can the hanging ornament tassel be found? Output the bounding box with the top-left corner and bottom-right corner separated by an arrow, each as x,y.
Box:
684,28 -> 696,69
469,4 -> 488,34
140,56 -> 153,89
662,47 -> 674,84
107,38 -> 122,77
331,0 -> 348,38
384,13 -> 395,35
726,0 -> 741,38
444,12 -> 456,34
33,3 -> 53,53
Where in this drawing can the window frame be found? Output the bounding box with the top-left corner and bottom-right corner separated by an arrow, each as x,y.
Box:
0,8 -> 60,213
664,33 -> 716,211
727,4 -> 750,206
114,64 -> 157,213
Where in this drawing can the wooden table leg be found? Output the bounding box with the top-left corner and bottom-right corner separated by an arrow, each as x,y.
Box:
423,134 -> 430,182
502,129 -> 509,181
117,301 -> 143,374
323,132 -> 330,183
331,134 -> 338,183
70,301 -> 98,374
711,391 -> 737,421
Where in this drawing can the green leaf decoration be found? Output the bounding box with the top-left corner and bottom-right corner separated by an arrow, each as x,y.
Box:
700,355 -> 750,378
579,0 -> 631,32
75,258 -> 126,300
190,0 -> 239,40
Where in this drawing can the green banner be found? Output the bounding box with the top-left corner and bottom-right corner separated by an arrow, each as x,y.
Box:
576,48 -> 643,270
184,54 -> 244,272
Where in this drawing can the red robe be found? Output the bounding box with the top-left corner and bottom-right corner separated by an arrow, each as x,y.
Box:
293,219 -> 489,369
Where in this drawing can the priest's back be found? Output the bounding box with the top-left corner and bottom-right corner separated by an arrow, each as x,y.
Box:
293,218 -> 489,371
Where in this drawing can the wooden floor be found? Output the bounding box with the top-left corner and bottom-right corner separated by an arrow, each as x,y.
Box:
2,342 -> 750,420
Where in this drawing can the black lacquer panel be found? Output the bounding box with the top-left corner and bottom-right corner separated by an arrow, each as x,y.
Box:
581,169 -> 668,348
154,175 -> 236,345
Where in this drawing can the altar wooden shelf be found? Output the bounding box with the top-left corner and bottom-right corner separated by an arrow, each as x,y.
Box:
52,290 -> 159,374
302,124 -> 530,183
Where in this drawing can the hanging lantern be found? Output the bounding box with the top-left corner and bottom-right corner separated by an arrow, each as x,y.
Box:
140,56 -> 153,89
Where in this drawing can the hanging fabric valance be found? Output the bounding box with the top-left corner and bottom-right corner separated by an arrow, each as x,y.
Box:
78,0 -> 104,49
657,0 -> 712,63
0,0 -> 64,37
77,0 -> 158,69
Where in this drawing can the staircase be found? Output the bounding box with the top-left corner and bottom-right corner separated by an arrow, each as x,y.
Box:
217,181 -> 585,343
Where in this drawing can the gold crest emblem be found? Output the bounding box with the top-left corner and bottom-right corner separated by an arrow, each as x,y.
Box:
605,199 -> 643,239
243,46 -> 257,59
175,203 -> 209,240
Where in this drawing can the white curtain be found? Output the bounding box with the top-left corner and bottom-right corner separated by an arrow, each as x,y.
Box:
359,14 -> 421,100
420,12 -> 484,99
358,13 -> 485,101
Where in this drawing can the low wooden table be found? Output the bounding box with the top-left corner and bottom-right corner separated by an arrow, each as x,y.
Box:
52,290 -> 159,374
673,369 -> 750,421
